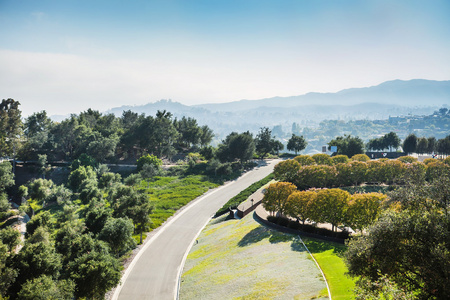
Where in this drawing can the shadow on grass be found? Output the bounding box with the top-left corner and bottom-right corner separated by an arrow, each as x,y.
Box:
302,238 -> 347,255
237,223 -> 307,253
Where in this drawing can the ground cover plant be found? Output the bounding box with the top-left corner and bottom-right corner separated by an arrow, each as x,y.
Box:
138,175 -> 219,229
214,173 -> 273,217
180,214 -> 334,299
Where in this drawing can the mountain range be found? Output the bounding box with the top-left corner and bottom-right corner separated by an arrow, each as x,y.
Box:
105,79 -> 449,138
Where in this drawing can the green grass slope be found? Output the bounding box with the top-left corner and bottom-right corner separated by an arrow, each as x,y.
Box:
180,214 -> 328,300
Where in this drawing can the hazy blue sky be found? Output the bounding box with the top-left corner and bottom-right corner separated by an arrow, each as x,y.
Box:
1,0 -> 449,116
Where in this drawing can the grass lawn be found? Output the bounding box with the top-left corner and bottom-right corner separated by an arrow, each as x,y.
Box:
302,238 -> 356,300
180,214 -> 328,300
139,175 -> 219,230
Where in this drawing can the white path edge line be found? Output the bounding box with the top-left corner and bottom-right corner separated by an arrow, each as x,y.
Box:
112,170 -> 254,300
175,215 -> 213,300
297,235 -> 332,300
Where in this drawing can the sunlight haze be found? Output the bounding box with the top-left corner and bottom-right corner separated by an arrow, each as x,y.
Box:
1,0 -> 449,116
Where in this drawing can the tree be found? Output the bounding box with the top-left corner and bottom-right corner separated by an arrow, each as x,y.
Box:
175,116 -> 202,148
287,134 -> 307,155
262,182 -> 297,217
0,162 -> 14,194
17,275 -> 75,300
216,131 -> 255,164
68,165 -> 97,193
199,125 -> 214,148
28,178 -> 53,202
383,132 -> 401,151
98,217 -> 136,257
11,241 -> 62,298
111,185 -> 153,243
273,159 -> 301,182
437,135 -> 450,155
68,243 -> 121,299
255,127 -> 277,159
0,98 -> 23,157
310,188 -> 350,232
0,227 -> 21,252
0,241 -> 18,298
416,137 -> 428,154
347,193 -> 386,232
285,190 -> 315,224
328,135 -> 364,157
402,133 -> 417,155
85,198 -> 112,235
427,136 -> 437,154
86,135 -> 119,162
136,154 -> 163,172
345,209 -> 450,299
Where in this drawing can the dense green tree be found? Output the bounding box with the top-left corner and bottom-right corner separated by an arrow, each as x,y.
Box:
345,209 -> 450,299
11,241 -> 62,298
216,131 -> 255,163
0,227 -> 21,252
402,133 -> 417,155
328,135 -> 364,157
427,136 -> 437,154
0,99 -> 23,157
175,116 -> 202,148
0,241 -> 18,298
287,134 -> 307,155
86,135 -> 119,162
199,125 -> 214,147
0,161 -> 14,194
416,137 -> 428,154
437,135 -> 450,155
111,185 -> 153,243
85,198 -> 112,235
69,248 -> 121,300
99,217 -> 136,257
26,211 -> 52,237
255,127 -> 278,159
17,275 -> 75,300
28,178 -> 53,202
67,165 -> 97,193
136,154 -> 163,171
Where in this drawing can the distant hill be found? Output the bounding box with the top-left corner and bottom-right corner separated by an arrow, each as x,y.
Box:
194,79 -> 450,112
102,79 -> 448,138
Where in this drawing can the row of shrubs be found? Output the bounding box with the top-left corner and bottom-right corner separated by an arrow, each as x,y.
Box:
274,155 -> 450,190
214,173 -> 274,217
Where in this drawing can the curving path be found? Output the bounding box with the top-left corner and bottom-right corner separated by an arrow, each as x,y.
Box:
113,159 -> 281,300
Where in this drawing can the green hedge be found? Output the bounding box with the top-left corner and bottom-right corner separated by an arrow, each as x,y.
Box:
214,173 -> 274,217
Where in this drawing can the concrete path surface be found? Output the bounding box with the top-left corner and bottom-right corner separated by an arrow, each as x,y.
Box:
113,159 -> 280,300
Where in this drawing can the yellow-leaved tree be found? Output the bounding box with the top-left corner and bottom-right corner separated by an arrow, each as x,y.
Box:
262,182 -> 297,217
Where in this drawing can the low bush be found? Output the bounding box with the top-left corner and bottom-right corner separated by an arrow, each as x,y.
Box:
214,174 -> 274,217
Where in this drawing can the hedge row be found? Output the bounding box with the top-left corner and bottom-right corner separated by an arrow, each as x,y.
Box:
214,173 -> 274,217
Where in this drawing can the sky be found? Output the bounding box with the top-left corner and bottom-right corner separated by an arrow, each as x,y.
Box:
1,0 -> 449,117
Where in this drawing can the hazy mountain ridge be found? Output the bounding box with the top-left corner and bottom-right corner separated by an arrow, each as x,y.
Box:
104,80 -> 447,135
194,79 -> 450,112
